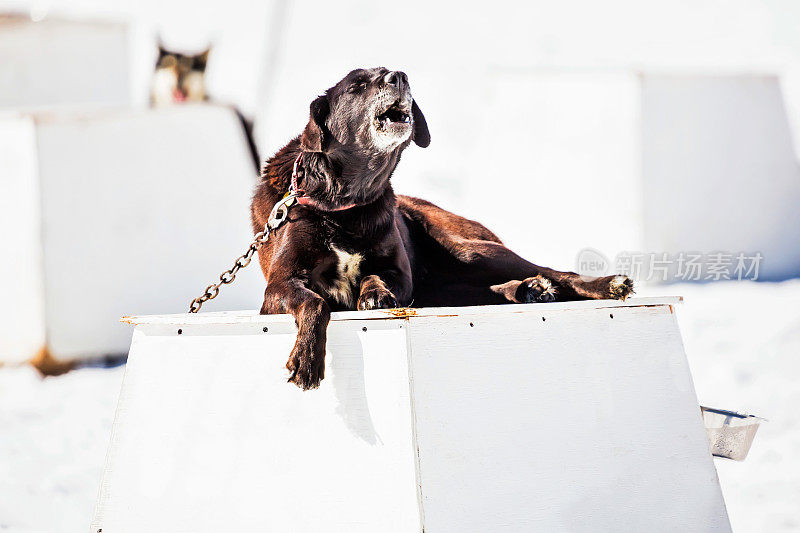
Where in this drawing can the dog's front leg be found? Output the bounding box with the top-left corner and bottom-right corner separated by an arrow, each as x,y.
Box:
261,279 -> 330,390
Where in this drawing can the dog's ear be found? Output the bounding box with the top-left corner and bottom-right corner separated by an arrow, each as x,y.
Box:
301,95 -> 330,152
411,99 -> 430,148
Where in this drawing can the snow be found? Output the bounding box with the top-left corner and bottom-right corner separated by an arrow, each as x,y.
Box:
0,365 -> 124,532
640,280 -> 800,532
1,281 -> 799,532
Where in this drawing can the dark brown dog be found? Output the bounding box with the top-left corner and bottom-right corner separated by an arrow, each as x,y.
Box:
252,67 -> 633,390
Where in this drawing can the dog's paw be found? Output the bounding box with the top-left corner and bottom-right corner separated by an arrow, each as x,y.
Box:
357,287 -> 398,311
606,275 -> 635,300
491,276 -> 558,304
286,343 -> 324,391
520,275 -> 557,303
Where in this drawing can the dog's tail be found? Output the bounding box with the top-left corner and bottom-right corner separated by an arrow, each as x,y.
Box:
232,107 -> 262,175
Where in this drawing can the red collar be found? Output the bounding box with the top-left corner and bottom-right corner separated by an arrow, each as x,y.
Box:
291,153 -> 358,212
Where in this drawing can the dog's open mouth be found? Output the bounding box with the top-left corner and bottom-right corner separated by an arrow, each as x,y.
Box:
375,101 -> 411,132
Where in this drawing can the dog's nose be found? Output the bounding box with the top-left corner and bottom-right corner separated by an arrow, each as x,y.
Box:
384,70 -> 408,90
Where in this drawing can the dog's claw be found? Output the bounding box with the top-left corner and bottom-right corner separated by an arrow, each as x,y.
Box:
357,288 -> 397,311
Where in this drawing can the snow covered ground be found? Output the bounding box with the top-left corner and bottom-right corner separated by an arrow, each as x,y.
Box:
0,364 -> 124,532
641,280 -> 800,532
0,280 -> 798,532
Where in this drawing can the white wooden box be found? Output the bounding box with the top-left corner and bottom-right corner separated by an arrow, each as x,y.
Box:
0,104 -> 262,363
93,298 -> 730,532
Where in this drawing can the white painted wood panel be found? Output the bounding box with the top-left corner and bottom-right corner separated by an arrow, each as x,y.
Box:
642,75 -> 800,280
25,104 -> 261,361
406,304 -> 729,532
93,320 -> 420,532
94,298 -> 729,532
121,297 -> 683,325
0,116 -> 46,363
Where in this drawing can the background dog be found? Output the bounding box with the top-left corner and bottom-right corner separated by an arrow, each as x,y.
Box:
251,67 -> 634,390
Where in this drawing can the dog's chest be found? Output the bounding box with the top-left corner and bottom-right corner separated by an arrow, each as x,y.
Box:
320,245 -> 364,307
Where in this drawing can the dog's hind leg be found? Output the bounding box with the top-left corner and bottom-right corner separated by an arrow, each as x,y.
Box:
488,273 -> 634,303
419,235 -> 632,303
397,195 -> 634,305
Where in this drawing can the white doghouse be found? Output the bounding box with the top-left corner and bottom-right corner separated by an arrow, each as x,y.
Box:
92,297 -> 731,532
0,104 -> 262,366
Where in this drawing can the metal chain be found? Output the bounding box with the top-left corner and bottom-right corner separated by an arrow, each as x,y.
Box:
188,192 -> 297,313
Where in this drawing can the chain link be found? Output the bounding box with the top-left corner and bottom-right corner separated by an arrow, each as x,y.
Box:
188,193 -> 296,313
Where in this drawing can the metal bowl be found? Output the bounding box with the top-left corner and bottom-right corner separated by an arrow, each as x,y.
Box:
701,406 -> 765,461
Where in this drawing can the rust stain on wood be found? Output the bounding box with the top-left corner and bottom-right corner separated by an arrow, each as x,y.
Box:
384,307 -> 418,318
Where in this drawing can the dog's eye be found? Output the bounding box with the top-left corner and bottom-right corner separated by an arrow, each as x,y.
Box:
347,81 -> 367,94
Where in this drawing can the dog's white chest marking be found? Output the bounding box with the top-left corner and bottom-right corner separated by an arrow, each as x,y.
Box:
326,246 -> 363,307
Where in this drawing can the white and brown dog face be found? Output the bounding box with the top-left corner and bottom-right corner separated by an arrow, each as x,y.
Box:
301,67 -> 430,156
352,68 -> 415,151
296,68 -> 430,210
